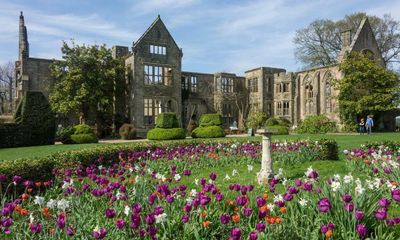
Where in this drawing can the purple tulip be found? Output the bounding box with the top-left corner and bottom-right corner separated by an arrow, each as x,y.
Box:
356,224 -> 367,238
29,223 -> 43,234
209,172 -> 217,181
384,167 -> 392,174
66,226 -> 75,236
256,197 -> 266,207
355,210 -> 364,220
295,179 -> 302,186
375,208 -> 387,220
132,203 -> 142,213
12,175 -> 22,183
392,189 -> 400,202
231,227 -> 242,240
302,182 -> 313,191
116,219 -> 125,229
243,208 -> 253,217
317,198 -> 331,213
56,213 -> 66,229
215,192 -> 223,201
378,198 -> 391,208
181,214 -> 189,223
283,193 -> 293,202
166,195 -> 174,203
308,170 -> 319,179
147,226 -> 157,236
146,214 -> 155,225
105,208 -> 116,218
256,223 -> 266,232
320,224 -> 328,234
220,213 -> 230,224
372,168 -> 379,174
130,213 -> 141,229
1,217 -> 12,228
93,227 -> 107,239
287,186 -> 299,194
236,195 -> 247,206
0,174 -> 6,182
343,202 -> 354,212
341,194 -> 352,203
250,231 -> 258,240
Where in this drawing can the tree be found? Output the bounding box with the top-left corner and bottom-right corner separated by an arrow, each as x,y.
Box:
0,61 -> 15,113
50,41 -> 121,127
337,52 -> 400,131
294,13 -> 400,68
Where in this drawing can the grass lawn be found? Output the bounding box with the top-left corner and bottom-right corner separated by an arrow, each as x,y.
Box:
0,132 -> 399,161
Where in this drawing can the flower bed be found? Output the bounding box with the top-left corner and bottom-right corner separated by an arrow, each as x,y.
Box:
1,153 -> 399,239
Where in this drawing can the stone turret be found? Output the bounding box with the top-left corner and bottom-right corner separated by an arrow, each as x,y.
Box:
19,11 -> 29,60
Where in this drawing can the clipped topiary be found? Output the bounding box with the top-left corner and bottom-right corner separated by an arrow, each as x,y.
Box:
70,133 -> 98,144
119,124 -> 136,140
57,127 -> 75,144
147,128 -> 186,140
199,114 -> 223,127
192,125 -> 226,138
265,117 -> 280,127
155,112 -> 180,128
266,125 -> 289,135
70,124 -> 98,144
296,115 -> 336,134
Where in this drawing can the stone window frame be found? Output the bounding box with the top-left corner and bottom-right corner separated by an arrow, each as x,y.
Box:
283,101 -> 290,116
149,44 -> 166,55
190,76 -> 198,93
277,102 -> 282,115
324,73 -> 333,113
216,77 -> 234,93
181,76 -> 189,90
247,78 -> 258,93
144,65 -> 172,85
222,103 -> 234,125
143,98 -> 170,126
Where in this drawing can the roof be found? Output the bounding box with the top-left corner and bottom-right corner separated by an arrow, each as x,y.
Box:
133,15 -> 180,50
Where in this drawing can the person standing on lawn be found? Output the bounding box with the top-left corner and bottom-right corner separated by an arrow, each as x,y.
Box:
359,118 -> 365,135
365,115 -> 374,135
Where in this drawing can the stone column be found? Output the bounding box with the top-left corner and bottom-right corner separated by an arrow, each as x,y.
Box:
256,129 -> 274,185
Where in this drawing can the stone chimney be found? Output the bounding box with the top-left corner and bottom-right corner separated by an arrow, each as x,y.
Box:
19,11 -> 29,60
341,29 -> 351,49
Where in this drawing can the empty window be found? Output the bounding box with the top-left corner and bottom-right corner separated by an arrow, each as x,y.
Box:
217,77 -> 234,93
190,76 -> 198,93
144,65 -> 172,85
283,83 -> 290,93
222,103 -> 233,125
325,81 -> 332,113
144,98 -> 163,125
248,78 -> 258,93
149,45 -> 166,55
283,102 -> 290,115
182,76 -> 189,90
277,102 -> 282,115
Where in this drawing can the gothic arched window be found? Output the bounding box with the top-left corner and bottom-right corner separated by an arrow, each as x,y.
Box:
324,72 -> 333,113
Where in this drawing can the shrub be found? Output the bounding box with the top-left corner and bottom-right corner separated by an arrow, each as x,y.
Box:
246,112 -> 267,130
265,117 -> 280,127
70,133 -> 98,144
0,91 -> 55,148
155,112 -> 180,128
199,114 -> 223,127
296,115 -> 336,134
316,139 -> 339,160
266,125 -> 289,135
56,127 -> 75,144
73,124 -> 94,134
192,126 -> 225,138
147,128 -> 186,140
119,124 -> 136,140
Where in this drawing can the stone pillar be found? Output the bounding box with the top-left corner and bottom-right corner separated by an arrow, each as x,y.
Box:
256,129 -> 274,185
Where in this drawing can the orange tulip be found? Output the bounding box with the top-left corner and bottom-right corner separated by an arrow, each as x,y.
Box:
201,211 -> 207,218
27,188 -> 33,193
21,193 -> 29,200
35,182 -> 42,187
259,205 -> 268,212
49,227 -> 56,234
232,214 -> 240,223
325,229 -> 333,238
280,207 -> 286,214
202,221 -> 211,228
262,193 -> 268,200
42,208 -> 52,218
234,207 -> 239,212
19,208 -> 29,215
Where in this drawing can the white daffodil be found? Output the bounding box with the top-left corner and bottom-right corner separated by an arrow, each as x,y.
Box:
173,174 -> 180,181
124,205 -> 130,216
333,174 -> 341,180
305,166 -> 313,177
33,196 -> 45,206
135,175 -> 140,183
247,165 -> 254,172
299,198 -> 308,207
355,185 -> 365,194
273,194 -> 283,203
343,174 -> 353,183
232,169 -> 239,176
155,213 -> 167,224
267,203 -> 275,211
331,181 -> 341,192
190,189 -> 197,197
194,179 -> 199,185
224,174 -> 231,181
29,213 -> 34,223
46,199 -> 57,208
343,149 -> 349,155
186,197 -> 193,204
57,199 -> 70,211
282,178 -> 288,186
386,180 -> 396,191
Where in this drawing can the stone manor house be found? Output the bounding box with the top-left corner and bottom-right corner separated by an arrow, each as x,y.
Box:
15,12 -> 389,135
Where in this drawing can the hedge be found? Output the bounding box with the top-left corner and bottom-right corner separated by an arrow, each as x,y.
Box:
192,126 -> 226,138
199,114 -> 223,127
267,125 -> 289,135
70,133 -> 99,144
147,128 -> 186,140
155,112 -> 180,128
0,91 -> 55,148
296,115 -> 336,134
0,137 -> 338,187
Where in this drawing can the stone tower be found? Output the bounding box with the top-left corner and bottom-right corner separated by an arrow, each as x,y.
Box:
18,11 -> 29,60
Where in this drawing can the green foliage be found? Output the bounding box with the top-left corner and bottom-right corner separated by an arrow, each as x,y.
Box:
267,125 -> 289,135
265,117 -> 291,127
296,115 -> 336,134
49,41 -> 122,120
147,128 -> 186,140
155,112 -> 179,128
199,114 -> 223,127
0,92 -> 55,148
119,124 -> 136,140
70,133 -> 98,144
338,52 -> 400,130
56,127 -> 75,144
191,126 -> 226,138
73,124 -> 94,134
246,111 -> 267,130
316,138 -> 339,160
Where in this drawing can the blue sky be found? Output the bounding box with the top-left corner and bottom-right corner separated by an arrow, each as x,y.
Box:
0,0 -> 399,74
